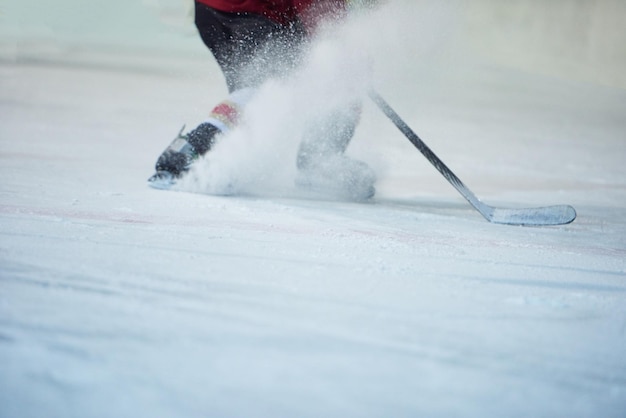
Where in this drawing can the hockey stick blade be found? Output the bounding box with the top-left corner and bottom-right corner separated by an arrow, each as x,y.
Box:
485,204 -> 576,226
368,89 -> 576,226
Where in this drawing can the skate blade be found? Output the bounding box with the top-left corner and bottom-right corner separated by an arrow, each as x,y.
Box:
148,171 -> 177,190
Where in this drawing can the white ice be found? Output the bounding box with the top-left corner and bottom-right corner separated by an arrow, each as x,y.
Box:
1,1 -> 625,417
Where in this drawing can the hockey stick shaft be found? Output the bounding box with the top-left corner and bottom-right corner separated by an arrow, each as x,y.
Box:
368,89 -> 491,217
368,89 -> 576,225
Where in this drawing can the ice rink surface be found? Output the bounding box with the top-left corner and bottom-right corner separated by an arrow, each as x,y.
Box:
1,1 -> 625,417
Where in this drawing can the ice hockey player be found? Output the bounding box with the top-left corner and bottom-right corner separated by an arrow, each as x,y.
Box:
149,0 -> 376,200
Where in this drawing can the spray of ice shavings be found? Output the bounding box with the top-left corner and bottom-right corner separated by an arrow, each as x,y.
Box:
179,78 -> 301,196
179,15 -> 375,197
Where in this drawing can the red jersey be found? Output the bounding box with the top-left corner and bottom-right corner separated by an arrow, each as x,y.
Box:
196,0 -> 347,28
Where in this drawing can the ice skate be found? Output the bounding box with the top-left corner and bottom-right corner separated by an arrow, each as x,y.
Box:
148,123 -> 220,189
295,106 -> 374,201
296,153 -> 376,201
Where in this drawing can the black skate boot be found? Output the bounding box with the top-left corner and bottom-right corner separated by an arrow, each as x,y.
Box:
148,123 -> 220,189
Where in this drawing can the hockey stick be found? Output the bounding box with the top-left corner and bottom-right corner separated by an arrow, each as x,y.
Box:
368,89 -> 576,226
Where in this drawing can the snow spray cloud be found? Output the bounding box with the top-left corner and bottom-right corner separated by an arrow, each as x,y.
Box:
178,0 -> 460,197
178,13 -> 372,196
